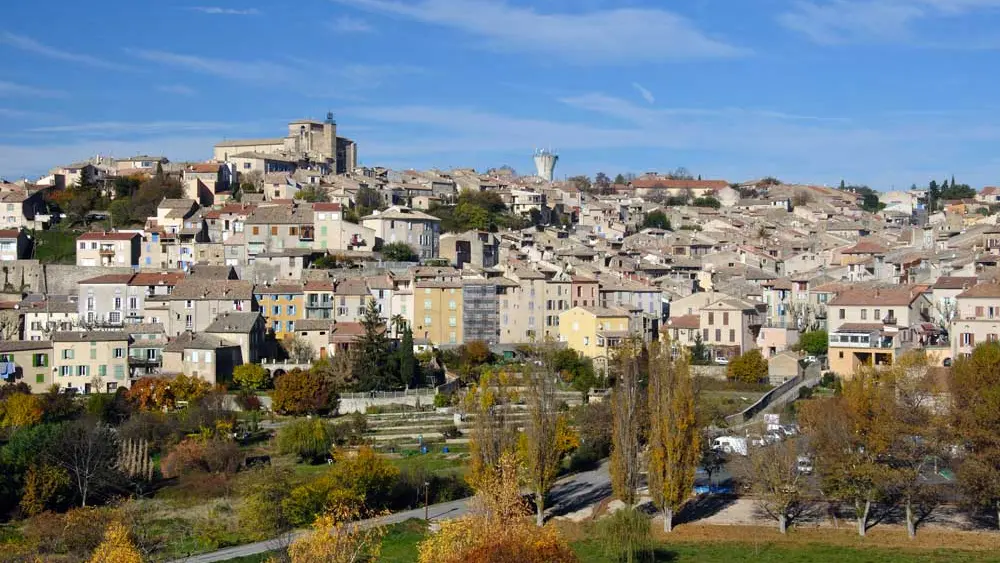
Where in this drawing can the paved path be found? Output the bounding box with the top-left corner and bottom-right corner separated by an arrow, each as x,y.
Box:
169,462 -> 611,563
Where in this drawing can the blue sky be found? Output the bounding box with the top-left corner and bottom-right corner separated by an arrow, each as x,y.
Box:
3,0 -> 1000,189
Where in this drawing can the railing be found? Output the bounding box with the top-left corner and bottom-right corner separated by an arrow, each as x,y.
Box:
339,388 -> 437,400
882,316 -> 897,325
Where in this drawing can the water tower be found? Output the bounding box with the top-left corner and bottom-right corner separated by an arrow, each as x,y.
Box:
533,149 -> 558,182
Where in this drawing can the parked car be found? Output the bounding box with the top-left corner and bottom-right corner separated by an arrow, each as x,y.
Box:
797,456 -> 814,475
712,436 -> 748,456
714,356 -> 730,366
803,355 -> 818,364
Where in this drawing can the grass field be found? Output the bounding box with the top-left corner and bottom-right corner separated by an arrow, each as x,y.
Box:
221,520 -> 1000,563
31,228 -> 79,264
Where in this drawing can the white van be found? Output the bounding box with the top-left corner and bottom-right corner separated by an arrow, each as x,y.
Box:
712,436 -> 748,456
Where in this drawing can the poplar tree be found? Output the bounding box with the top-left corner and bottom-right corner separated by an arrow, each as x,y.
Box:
647,341 -> 699,532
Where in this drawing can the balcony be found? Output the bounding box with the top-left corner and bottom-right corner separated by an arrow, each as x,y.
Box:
829,333 -> 895,349
882,316 -> 897,326
98,248 -> 116,256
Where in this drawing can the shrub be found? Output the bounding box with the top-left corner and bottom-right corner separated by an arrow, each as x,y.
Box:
441,424 -> 462,439
238,467 -> 294,540
727,350 -> 768,384
273,369 -> 336,416
277,419 -> 334,464
433,393 -> 452,408
161,437 -> 241,478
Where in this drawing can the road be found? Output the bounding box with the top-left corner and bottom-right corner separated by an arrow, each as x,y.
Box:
169,462 -> 611,563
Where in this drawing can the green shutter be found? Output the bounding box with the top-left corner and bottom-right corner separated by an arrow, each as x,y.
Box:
35,374 -> 44,384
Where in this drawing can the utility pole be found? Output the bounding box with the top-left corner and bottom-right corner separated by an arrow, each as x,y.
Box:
424,481 -> 430,522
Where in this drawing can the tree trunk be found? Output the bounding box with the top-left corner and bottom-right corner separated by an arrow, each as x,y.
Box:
905,498 -> 916,539
664,508 -> 673,533
996,500 -> 1000,531
535,492 -> 545,527
857,499 -> 870,537
778,513 -> 788,534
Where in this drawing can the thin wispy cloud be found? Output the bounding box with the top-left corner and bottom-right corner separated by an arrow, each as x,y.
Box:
332,0 -> 745,63
631,82 -> 655,105
0,80 -> 64,98
157,84 -> 198,96
779,0 -> 1000,45
189,6 -> 261,15
130,50 -> 292,82
132,49 -> 419,96
329,16 -> 374,32
0,32 -> 132,70
0,108 -> 53,119
27,121 -> 234,134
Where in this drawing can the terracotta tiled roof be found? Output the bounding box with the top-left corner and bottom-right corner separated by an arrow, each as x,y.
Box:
79,274 -> 133,285
957,282 -> 1000,298
77,231 -> 139,241
667,314 -> 700,329
829,286 -> 923,306
0,229 -> 19,238
129,272 -> 186,286
932,276 -> 978,290
312,203 -> 342,212
842,240 -> 887,254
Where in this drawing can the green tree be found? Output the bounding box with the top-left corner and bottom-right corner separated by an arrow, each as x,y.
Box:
798,330 -> 828,356
691,197 -> 721,209
568,175 -> 592,192
727,350 -> 768,384
107,198 -> 134,228
352,299 -> 395,391
395,327 -> 421,388
614,173 -> 627,185
297,185 -> 330,203
689,333 -> 709,365
233,363 -> 269,391
379,242 -> 418,262
928,180 -> 940,212
642,210 -> 671,230
277,419 -> 334,464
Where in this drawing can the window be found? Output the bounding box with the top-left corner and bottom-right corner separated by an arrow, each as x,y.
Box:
129,297 -> 138,309
114,365 -> 124,379
861,309 -> 867,320
976,306 -> 985,317
289,227 -> 298,236
109,312 -> 121,324
449,317 -> 457,327
703,328 -> 709,341
62,349 -> 74,360
271,226 -> 278,236
874,309 -> 880,320
113,348 -> 124,359
272,321 -> 280,332
272,305 -> 281,315
185,300 -> 194,309
448,300 -> 456,310
61,366 -> 71,377
185,315 -> 193,329
715,329 -> 721,341
287,305 -> 296,315
423,299 -> 432,309
32,353 -> 48,367
708,312 -> 714,325
839,309 -> 846,320
99,365 -> 107,377
449,332 -> 456,344
191,351 -> 199,363
252,226 -> 260,235
962,333 -> 975,346
723,312 -> 729,325
77,365 -> 88,377
583,336 -> 590,346
424,316 -> 432,326
729,329 -> 736,342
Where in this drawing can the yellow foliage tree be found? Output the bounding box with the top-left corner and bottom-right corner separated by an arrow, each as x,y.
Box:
283,506 -> 385,563
88,521 -> 144,563
417,453 -> 578,563
647,340 -> 699,532
1,392 -> 43,431
465,369 -> 519,490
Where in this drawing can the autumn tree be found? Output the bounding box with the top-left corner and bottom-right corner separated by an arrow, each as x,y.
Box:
284,508 -> 385,563
610,339 -> 644,506
727,349 -> 768,384
465,369 -> 519,489
799,366 -> 899,536
233,363 -> 269,391
20,463 -> 70,516
88,521 -> 144,563
417,453 -> 577,563
521,344 -> 574,526
380,241 -> 419,262
647,341 -> 699,532
283,336 -> 315,364
953,342 -> 1000,528
741,439 -> 803,533
273,368 -> 336,416
1,392 -> 43,431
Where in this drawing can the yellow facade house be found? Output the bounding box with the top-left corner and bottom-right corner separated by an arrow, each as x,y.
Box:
559,306 -> 631,374
256,284 -> 305,340
413,280 -> 463,346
